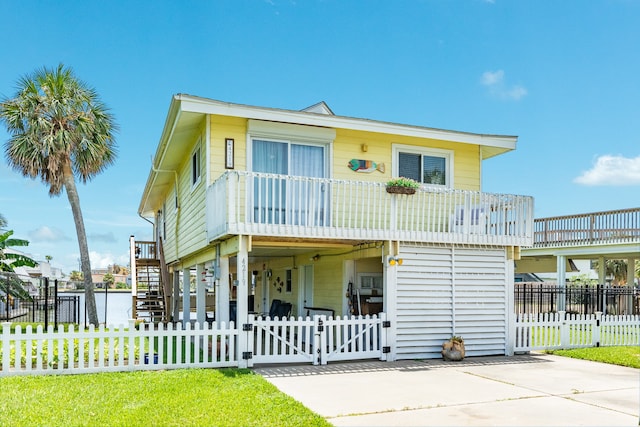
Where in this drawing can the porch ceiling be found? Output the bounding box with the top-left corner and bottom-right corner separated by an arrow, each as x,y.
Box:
225,237 -> 381,264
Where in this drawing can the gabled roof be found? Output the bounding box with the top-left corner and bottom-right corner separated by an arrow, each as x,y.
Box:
139,94 -> 518,217
301,101 -> 334,115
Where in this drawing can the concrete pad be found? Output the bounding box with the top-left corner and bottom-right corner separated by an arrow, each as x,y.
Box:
329,395 -> 638,427
256,354 -> 640,426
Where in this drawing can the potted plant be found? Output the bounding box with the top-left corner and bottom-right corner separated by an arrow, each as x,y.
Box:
441,336 -> 465,361
385,177 -> 420,195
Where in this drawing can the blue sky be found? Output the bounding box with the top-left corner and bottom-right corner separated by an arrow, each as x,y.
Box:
1,0 -> 639,275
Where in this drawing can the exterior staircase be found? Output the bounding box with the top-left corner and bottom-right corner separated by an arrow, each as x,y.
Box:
131,239 -> 169,322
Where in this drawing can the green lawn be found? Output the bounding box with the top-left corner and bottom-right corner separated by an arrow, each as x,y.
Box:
546,346 -> 640,369
0,368 -> 331,427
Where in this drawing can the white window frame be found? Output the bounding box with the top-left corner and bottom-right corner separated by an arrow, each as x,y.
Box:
392,144 -> 454,188
191,140 -> 202,189
247,120 -> 335,177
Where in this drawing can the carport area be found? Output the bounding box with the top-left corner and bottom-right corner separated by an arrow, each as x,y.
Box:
256,354 -> 639,426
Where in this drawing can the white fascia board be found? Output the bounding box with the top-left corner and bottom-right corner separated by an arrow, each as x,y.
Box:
138,96 -> 183,216
177,95 -> 518,150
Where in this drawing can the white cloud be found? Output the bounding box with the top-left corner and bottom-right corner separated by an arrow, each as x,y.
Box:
574,155 -> 640,186
481,70 -> 504,86
28,226 -> 71,242
481,69 -> 527,100
90,251 -> 130,269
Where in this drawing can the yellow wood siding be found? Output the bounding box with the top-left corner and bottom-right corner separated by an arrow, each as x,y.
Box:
333,129 -> 480,190
209,115 -> 247,183
312,257 -> 344,315
162,131 -> 208,264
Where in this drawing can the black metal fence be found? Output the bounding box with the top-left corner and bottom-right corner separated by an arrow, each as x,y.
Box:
15,295 -> 81,325
1,275 -> 81,327
514,282 -> 639,315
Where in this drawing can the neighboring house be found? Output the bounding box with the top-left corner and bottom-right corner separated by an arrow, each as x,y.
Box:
91,268 -> 129,289
135,95 -> 534,361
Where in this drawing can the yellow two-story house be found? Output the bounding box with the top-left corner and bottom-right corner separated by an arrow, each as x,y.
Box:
135,95 -> 534,363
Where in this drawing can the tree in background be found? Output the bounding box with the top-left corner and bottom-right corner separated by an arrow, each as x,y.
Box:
103,272 -> 115,289
0,64 -> 118,325
592,259 -> 638,285
69,270 -> 83,281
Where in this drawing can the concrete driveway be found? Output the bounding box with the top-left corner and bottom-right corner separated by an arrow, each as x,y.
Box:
255,353 -> 639,426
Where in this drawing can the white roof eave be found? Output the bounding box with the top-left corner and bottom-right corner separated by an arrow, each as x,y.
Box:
177,95 -> 518,150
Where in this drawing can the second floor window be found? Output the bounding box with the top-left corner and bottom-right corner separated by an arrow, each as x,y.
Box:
395,146 -> 452,187
191,143 -> 201,186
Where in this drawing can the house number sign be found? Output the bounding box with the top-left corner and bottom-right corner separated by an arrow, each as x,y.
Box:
225,138 -> 234,169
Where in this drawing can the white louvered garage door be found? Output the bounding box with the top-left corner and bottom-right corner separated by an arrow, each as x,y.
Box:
396,244 -> 507,359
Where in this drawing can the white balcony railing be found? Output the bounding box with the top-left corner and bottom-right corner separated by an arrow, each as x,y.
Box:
206,171 -> 534,246
533,207 -> 640,248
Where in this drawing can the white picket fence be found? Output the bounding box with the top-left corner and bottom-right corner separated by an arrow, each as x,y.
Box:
1,321 -> 239,377
514,311 -> 640,352
1,314 -> 388,376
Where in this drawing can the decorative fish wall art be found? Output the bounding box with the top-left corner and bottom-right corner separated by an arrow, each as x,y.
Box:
348,159 -> 385,173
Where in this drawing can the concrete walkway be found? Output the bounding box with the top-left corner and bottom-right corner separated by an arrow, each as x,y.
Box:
255,353 -> 639,426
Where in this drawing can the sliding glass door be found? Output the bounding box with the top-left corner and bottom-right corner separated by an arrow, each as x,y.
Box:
252,139 -> 327,226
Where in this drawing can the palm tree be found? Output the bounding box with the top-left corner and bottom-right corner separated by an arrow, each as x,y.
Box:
0,64 -> 117,325
0,213 -> 7,229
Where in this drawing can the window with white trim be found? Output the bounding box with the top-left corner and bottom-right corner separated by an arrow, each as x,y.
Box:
394,145 -> 453,187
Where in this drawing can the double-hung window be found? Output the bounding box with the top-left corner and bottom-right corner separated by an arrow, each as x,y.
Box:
394,145 -> 453,187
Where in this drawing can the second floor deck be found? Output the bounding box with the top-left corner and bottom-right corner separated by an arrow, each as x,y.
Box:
533,207 -> 640,248
205,171 -> 534,247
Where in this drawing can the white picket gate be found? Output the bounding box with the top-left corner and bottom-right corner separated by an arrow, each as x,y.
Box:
246,313 -> 388,366
1,320 -> 238,377
514,311 -> 640,352
323,314 -> 387,363
249,315 -> 317,365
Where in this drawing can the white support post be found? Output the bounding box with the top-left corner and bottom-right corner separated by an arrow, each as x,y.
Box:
129,235 -> 137,295
505,258 -> 516,356
182,267 -> 191,328
627,257 -> 636,315
196,263 -> 206,326
129,235 -> 137,319
217,256 -> 230,327
382,241 -> 397,362
172,270 -> 180,322
556,255 -> 566,311
236,236 -> 249,369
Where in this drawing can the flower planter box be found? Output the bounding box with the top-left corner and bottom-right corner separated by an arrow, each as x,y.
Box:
386,186 -> 416,195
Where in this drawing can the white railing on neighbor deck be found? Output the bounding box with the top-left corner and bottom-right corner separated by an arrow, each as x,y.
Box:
534,207 -> 640,247
207,171 -> 534,246
514,312 -> 640,352
1,321 -> 238,377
